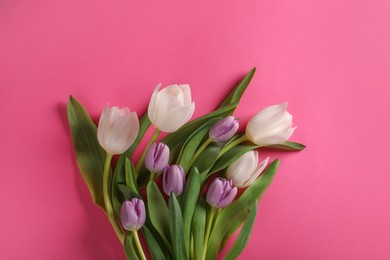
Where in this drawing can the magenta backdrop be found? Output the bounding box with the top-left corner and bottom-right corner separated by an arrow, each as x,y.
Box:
1,0 -> 390,259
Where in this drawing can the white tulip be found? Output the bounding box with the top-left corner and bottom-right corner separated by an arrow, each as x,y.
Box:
226,151 -> 269,188
97,105 -> 139,155
246,103 -> 296,146
148,84 -> 195,133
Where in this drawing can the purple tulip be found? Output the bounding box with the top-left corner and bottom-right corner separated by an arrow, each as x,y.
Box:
145,142 -> 170,173
162,165 -> 185,196
206,178 -> 237,208
209,116 -> 239,142
120,198 -> 146,231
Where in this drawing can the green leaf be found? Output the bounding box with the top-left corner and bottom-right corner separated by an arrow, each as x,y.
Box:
125,113 -> 151,157
265,141 -> 306,151
192,197 -> 207,260
218,68 -> 256,108
142,226 -> 166,260
162,102 -> 238,161
180,168 -> 201,256
224,203 -> 258,260
125,158 -> 139,194
192,143 -> 224,175
147,182 -> 171,247
207,160 -> 280,259
124,233 -> 140,260
210,142 -> 259,174
169,193 -> 187,260
67,96 -> 106,211
111,155 -> 127,216
177,119 -> 219,172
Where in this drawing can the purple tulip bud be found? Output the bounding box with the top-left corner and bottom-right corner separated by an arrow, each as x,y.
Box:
206,178 -> 237,208
145,142 -> 170,173
162,165 -> 185,196
209,116 -> 239,142
120,198 -> 146,231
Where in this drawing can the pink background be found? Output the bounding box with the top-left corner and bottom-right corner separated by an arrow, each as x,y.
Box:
1,0 -> 389,259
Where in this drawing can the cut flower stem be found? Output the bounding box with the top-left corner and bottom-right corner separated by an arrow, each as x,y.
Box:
103,153 -> 124,243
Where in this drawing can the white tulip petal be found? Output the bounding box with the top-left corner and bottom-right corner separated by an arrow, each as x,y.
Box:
227,151 -> 257,187
157,102 -> 195,132
106,112 -> 139,154
148,84 -> 161,124
178,84 -> 192,105
242,157 -> 269,187
97,105 -> 111,149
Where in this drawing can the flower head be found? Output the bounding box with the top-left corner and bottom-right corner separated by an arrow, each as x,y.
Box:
148,84 -> 195,132
97,105 -> 139,155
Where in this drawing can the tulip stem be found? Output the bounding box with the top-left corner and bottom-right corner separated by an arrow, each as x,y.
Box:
103,153 -> 125,243
135,129 -> 161,177
201,207 -> 218,260
218,135 -> 248,159
188,138 -> 213,170
132,230 -> 146,260
149,172 -> 156,182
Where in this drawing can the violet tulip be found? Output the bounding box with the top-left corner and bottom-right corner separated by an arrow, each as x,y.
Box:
246,103 -> 296,146
226,151 -> 269,188
206,178 -> 237,208
120,198 -> 146,231
145,142 -> 170,173
162,165 -> 185,196
148,84 -> 195,133
97,105 -> 139,155
209,116 -> 239,142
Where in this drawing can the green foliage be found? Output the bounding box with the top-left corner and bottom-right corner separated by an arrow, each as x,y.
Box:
67,96 -> 107,211
169,194 -> 187,260
206,160 -> 280,259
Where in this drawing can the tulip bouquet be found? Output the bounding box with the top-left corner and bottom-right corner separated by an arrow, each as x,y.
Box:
67,68 -> 304,260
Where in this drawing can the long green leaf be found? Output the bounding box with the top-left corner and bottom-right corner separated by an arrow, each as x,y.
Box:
192,197 -> 207,260
207,160 -> 280,259
169,193 -> 187,260
265,141 -> 306,151
142,226 -> 166,260
218,68 -> 256,108
147,182 -> 171,247
177,119 -> 219,172
124,233 -> 140,260
210,142 -> 258,174
125,158 -> 139,195
224,203 -> 258,260
192,143 -> 224,175
180,168 -> 201,256
111,155 -> 127,216
67,96 -> 106,210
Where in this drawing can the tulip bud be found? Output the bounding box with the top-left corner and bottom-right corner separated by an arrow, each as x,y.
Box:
120,198 -> 146,231
162,165 -> 185,196
246,103 -> 296,146
97,105 -> 139,155
206,178 -> 237,208
209,116 -> 239,142
144,142 -> 170,173
148,84 -> 195,133
226,151 -> 269,188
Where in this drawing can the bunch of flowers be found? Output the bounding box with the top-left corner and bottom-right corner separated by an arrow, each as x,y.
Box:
67,68 -> 304,260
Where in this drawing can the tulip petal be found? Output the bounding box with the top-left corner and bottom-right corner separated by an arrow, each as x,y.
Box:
157,102 -> 195,132
227,151 -> 257,187
105,112 -> 139,154
97,105 -> 111,149
178,84 -> 192,105
242,157 -> 269,187
148,83 -> 161,124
